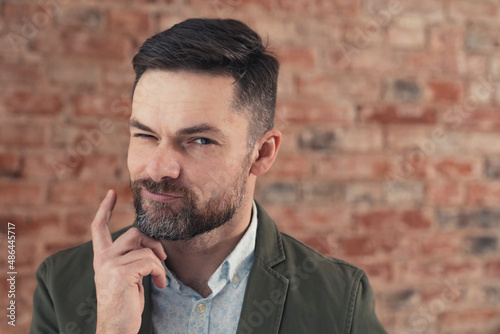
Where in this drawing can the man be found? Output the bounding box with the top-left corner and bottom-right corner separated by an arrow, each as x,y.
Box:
31,18 -> 387,333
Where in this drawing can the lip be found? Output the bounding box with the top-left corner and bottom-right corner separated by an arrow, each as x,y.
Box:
142,188 -> 182,202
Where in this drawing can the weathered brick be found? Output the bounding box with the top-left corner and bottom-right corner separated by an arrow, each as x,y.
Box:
0,153 -> 22,177
464,236 -> 497,255
265,155 -> 313,179
485,157 -> 500,179
278,0 -> 361,15
48,181 -> 99,205
387,17 -> 425,50
486,260 -> 500,278
0,62 -> 42,85
275,46 -> 316,69
449,0 -> 500,23
3,91 -> 63,115
378,289 -> 419,311
301,181 -> 345,204
73,94 -> 132,119
404,52 -> 458,74
254,182 -> 297,204
77,154 -> 121,180
298,128 -> 336,150
354,209 -> 431,231
56,6 -> 105,30
359,104 -> 437,124
384,181 -> 425,205
466,24 -> 500,53
277,100 -> 355,124
388,79 -> 422,103
47,62 -> 99,89
108,9 -> 152,36
316,155 -> 394,181
467,183 -> 500,207
436,209 -> 500,229
0,181 -> 45,206
0,212 -> 60,234
338,236 -> 376,256
426,182 -> 465,206
346,182 -> 383,206
429,25 -> 464,51
426,80 -> 464,103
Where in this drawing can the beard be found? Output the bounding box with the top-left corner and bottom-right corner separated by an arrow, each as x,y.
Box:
131,157 -> 251,241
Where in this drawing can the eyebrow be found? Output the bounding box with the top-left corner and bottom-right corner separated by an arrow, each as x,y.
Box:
129,119 -> 158,135
129,118 -> 224,138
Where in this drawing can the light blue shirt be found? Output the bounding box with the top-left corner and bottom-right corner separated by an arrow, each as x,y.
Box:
151,202 -> 258,334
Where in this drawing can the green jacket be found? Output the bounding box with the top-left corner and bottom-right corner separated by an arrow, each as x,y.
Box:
31,203 -> 387,333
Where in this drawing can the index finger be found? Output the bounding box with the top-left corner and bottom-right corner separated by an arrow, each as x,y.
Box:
91,189 -> 117,253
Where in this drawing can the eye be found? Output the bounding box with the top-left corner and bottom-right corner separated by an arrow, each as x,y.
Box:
193,137 -> 214,145
133,133 -> 157,140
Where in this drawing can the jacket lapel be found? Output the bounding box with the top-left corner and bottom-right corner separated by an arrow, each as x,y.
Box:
139,276 -> 154,334
236,202 -> 289,334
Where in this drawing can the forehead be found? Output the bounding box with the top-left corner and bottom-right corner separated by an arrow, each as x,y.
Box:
131,70 -> 249,130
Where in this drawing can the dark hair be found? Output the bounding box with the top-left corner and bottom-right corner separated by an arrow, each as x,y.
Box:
132,18 -> 279,144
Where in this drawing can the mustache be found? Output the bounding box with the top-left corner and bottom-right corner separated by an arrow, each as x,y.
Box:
131,178 -> 192,198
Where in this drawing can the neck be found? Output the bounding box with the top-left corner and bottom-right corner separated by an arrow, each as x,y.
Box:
161,197 -> 254,297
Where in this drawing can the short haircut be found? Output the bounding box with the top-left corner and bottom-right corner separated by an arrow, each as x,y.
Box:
131,18 -> 280,145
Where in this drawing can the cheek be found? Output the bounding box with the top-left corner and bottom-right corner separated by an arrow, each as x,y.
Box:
127,144 -> 148,179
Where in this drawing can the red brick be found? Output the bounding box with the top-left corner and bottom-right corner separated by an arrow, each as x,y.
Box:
426,80 -> 464,102
359,104 -> 437,124
401,260 -> 481,281
264,206 -> 350,235
295,73 -> 339,101
48,181 -> 98,205
108,9 -> 152,36
301,235 -> 333,255
278,0 -> 361,15
78,154 -> 121,180
65,210 -> 94,235
421,234 -> 461,257
73,94 -> 131,119
0,153 -> 21,177
45,242 -> 82,255
429,25 -> 464,51
316,155 -> 394,181
387,17 -> 425,50
0,63 -> 42,85
2,3 -> 40,26
446,107 -> 500,131
0,182 -> 45,206
56,6 -> 105,31
354,209 -> 432,231
431,158 -> 479,180
0,123 -> 46,147
357,262 -> 394,283
37,32 -> 131,61
465,24 -> 500,53
265,155 -> 312,179
404,52 -> 458,74
21,153 -> 76,180
426,182 -> 465,206
275,46 -> 315,69
0,212 -> 60,234
467,183 -> 500,207
338,236 -> 375,256
485,260 -> 500,278
449,0 -> 500,22
3,91 -> 63,115
47,62 -> 99,89
276,100 -> 355,125
440,310 -> 500,328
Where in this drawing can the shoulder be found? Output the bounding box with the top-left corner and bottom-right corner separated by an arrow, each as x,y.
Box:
277,231 -> 366,287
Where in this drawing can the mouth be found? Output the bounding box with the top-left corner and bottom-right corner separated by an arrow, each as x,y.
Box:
142,188 -> 183,203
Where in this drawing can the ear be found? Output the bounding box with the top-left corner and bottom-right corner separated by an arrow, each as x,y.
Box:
250,129 -> 282,176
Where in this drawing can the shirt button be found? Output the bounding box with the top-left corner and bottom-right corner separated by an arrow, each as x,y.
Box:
196,303 -> 206,313
232,275 -> 240,284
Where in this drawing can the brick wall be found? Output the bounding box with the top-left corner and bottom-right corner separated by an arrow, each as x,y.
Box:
1,0 -> 500,333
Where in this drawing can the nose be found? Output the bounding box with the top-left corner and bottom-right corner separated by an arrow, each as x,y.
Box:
144,144 -> 181,182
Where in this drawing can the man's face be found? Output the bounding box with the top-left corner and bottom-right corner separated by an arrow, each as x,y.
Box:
128,70 -> 254,241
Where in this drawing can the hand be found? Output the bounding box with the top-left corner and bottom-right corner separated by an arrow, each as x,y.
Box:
91,190 -> 167,334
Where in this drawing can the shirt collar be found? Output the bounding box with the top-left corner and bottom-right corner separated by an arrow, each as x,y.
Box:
162,201 -> 258,295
